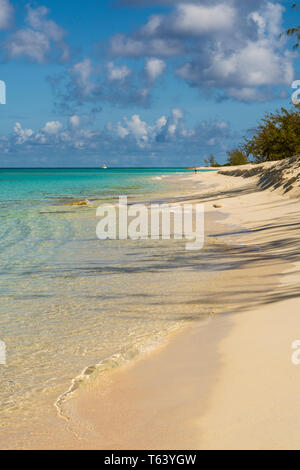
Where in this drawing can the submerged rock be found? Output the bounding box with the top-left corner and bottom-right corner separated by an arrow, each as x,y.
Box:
71,200 -> 89,206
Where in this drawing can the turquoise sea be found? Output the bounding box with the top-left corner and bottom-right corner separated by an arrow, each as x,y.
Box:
0,168 -> 218,445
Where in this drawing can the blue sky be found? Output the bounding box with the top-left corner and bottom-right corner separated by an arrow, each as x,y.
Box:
0,0 -> 299,167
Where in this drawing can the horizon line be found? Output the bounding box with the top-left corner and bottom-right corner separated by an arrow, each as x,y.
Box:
0,166 -> 193,170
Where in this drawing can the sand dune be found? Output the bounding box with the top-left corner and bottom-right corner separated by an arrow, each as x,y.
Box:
219,155 -> 300,197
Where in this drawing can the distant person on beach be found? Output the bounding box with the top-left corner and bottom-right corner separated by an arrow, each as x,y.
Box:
195,168 -> 198,174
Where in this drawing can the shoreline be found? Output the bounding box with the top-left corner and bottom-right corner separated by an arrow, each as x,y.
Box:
4,164 -> 300,449
0,169 -> 229,450
58,167 -> 300,450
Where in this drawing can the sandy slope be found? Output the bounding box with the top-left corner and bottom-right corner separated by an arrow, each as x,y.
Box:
57,162 -> 300,450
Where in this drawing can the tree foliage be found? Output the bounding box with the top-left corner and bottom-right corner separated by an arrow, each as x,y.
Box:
227,148 -> 248,166
281,2 -> 300,49
203,154 -> 220,167
242,108 -> 300,162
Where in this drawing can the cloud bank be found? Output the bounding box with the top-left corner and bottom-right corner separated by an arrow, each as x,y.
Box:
0,109 -> 235,166
107,0 -> 295,102
2,3 -> 69,63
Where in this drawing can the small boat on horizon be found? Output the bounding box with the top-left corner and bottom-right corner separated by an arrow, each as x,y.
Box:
101,164 -> 108,169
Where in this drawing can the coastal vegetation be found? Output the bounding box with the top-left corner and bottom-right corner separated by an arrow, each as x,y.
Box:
204,154 -> 221,167
229,108 -> 300,164
204,107 -> 300,167
226,148 -> 248,166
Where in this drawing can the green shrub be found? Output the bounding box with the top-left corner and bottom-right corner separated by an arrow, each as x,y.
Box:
227,148 -> 248,165
243,108 -> 300,163
204,154 -> 221,167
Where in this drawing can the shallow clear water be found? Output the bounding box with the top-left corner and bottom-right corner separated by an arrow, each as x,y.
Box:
0,168 -> 218,440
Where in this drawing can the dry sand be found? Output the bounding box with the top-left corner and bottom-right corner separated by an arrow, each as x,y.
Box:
56,159 -> 300,450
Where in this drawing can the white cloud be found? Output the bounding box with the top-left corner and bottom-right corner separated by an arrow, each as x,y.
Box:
142,15 -> 162,35
114,109 -> 195,147
175,1 -> 294,101
42,121 -> 63,134
106,61 -> 131,81
172,108 -> 183,120
226,87 -> 266,101
123,114 -> 149,147
26,6 -> 64,42
5,5 -> 69,63
7,29 -> 52,63
0,0 -> 13,30
2,110 -> 234,167
155,115 -> 167,131
109,34 -> 184,57
107,0 -> 295,102
69,115 -> 81,129
171,3 -> 236,36
141,3 -> 236,38
117,122 -> 130,138
110,35 -> 145,57
13,122 -> 34,144
53,55 -> 165,110
9,118 -> 100,152
71,58 -> 95,95
145,58 -> 166,82
249,2 -> 284,39
177,37 -> 294,99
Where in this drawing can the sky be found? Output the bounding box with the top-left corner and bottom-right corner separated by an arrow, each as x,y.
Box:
0,0 -> 299,167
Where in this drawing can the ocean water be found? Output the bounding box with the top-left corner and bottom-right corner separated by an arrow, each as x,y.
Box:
0,168 -> 219,444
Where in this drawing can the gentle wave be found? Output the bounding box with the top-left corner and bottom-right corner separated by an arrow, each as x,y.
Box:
54,328 -> 178,420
